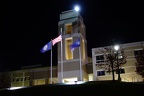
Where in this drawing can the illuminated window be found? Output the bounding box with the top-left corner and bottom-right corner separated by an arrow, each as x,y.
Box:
65,24 -> 72,34
88,75 -> 93,81
65,38 -> 73,60
34,79 -> 45,85
24,77 -> 27,81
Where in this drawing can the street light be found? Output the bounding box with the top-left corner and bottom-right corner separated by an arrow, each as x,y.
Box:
114,45 -> 121,82
114,45 -> 119,51
74,4 -> 82,81
74,5 -> 80,12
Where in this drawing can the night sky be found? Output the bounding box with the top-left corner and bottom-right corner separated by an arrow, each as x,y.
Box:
2,0 -> 143,71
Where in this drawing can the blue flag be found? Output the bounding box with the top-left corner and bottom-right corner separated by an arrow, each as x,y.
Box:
40,41 -> 52,53
70,38 -> 80,51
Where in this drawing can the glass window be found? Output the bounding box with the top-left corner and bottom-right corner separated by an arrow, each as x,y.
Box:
12,78 -> 15,82
96,55 -> 104,63
116,68 -> 125,74
16,78 -> 19,82
134,49 -> 143,57
21,78 -> 23,81
97,70 -> 105,76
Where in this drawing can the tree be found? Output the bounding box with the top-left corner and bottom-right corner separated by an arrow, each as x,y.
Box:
0,72 -> 11,89
135,48 -> 144,78
96,46 -> 127,82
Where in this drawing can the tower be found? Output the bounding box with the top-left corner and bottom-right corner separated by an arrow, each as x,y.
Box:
57,10 -> 88,83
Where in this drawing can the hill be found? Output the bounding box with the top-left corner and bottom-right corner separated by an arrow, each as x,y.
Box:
0,81 -> 144,96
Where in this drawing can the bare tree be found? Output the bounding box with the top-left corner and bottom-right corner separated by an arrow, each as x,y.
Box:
0,72 -> 11,89
135,48 -> 144,78
96,46 -> 127,82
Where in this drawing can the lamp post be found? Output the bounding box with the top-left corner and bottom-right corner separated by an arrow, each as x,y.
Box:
111,58 -> 115,82
74,5 -> 82,81
114,45 -> 121,82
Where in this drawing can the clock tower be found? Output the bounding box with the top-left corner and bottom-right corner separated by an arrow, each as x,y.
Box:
57,10 -> 88,83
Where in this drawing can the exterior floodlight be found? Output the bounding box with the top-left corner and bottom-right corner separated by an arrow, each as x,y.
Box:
74,5 -> 80,12
8,87 -> 26,90
114,45 -> 119,51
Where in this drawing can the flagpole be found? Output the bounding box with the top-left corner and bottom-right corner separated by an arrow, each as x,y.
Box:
60,28 -> 63,83
50,40 -> 52,84
77,17 -> 82,81
78,35 -> 82,81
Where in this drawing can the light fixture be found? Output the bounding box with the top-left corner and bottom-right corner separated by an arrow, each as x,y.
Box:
74,5 -> 80,12
114,45 -> 119,51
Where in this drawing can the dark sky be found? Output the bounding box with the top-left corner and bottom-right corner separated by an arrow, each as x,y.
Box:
2,0 -> 143,71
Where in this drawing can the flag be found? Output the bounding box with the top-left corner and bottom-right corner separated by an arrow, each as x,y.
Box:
70,38 -> 80,51
40,41 -> 52,53
52,35 -> 62,46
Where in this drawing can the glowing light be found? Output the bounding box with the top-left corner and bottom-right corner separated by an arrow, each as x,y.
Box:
74,5 -> 80,12
7,86 -> 26,90
114,45 -> 119,51
64,81 -> 86,85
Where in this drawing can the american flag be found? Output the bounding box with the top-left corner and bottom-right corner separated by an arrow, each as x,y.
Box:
52,35 -> 62,46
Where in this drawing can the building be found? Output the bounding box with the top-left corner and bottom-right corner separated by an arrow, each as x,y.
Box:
10,65 -> 58,87
9,9 -> 90,87
57,10 -> 88,83
10,41 -> 144,87
2,9 -> 144,88
92,41 -> 144,82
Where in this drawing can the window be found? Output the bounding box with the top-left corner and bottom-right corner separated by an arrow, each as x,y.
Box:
116,68 -> 125,74
27,76 -> 30,80
65,38 -> 73,60
21,78 -> 23,81
16,78 -> 19,82
97,70 -> 105,76
12,78 -> 15,82
134,49 -> 143,57
96,55 -> 104,63
65,24 -> 72,34
24,77 -> 27,81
